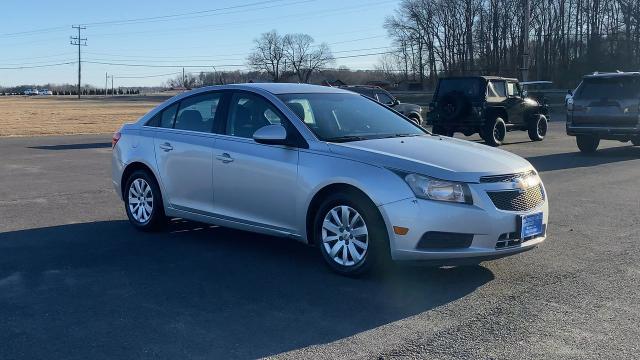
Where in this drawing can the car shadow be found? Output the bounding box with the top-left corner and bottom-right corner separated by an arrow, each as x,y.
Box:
526,145 -> 639,172
28,142 -> 112,150
0,220 -> 494,359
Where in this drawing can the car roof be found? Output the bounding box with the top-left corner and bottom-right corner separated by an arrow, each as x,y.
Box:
583,71 -> 640,79
440,76 -> 518,82
223,83 -> 353,94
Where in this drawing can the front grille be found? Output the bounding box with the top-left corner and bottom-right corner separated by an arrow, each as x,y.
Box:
480,170 -> 536,183
487,185 -> 545,211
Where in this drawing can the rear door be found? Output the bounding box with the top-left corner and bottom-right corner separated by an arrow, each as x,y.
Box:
571,76 -> 640,127
152,92 -> 223,215
211,91 -> 300,233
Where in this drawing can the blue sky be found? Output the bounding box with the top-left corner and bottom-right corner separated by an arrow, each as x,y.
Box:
0,0 -> 399,87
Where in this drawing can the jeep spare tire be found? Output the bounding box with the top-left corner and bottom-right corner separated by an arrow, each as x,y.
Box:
438,91 -> 471,121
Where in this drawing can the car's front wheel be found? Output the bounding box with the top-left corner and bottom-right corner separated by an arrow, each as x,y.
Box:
124,170 -> 166,231
528,115 -> 548,141
576,135 -> 600,153
314,192 -> 390,276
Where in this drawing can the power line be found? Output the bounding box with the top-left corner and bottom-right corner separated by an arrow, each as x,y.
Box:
0,61 -> 76,70
113,72 -> 183,79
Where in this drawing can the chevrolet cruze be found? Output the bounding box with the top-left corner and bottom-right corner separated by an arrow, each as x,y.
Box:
112,83 -> 548,275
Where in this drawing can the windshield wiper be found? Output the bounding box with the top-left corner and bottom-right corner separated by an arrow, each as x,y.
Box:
324,135 -> 371,143
379,133 -> 422,139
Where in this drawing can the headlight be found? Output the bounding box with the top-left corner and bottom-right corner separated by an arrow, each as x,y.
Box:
404,173 -> 472,204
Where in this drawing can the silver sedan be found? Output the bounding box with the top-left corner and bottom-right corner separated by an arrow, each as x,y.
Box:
112,83 -> 548,275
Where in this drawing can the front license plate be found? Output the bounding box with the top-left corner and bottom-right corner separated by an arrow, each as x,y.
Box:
520,212 -> 543,239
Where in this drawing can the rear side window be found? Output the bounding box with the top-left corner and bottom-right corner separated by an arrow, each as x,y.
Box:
437,78 -> 485,100
174,92 -> 221,132
575,77 -> 640,100
146,103 -> 179,128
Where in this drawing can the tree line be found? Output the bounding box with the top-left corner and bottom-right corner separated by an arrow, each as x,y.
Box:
381,0 -> 640,87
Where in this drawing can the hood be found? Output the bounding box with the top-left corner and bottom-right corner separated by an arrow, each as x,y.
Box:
328,135 -> 534,183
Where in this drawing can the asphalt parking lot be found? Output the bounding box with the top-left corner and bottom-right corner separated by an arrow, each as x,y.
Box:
1,122 -> 639,359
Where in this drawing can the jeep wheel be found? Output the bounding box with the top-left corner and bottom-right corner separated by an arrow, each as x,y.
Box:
528,115 -> 547,141
408,114 -> 422,126
483,117 -> 506,147
576,135 -> 600,153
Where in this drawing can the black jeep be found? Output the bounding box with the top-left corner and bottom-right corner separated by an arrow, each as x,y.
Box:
429,76 -> 549,146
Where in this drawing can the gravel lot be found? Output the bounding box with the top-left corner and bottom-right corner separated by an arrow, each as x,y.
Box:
0,123 -> 638,359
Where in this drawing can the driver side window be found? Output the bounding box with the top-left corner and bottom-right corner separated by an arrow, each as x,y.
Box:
226,93 -> 283,139
507,82 -> 519,97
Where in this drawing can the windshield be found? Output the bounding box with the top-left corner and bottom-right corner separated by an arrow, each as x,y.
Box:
278,93 -> 425,142
575,77 -> 640,100
436,78 -> 485,100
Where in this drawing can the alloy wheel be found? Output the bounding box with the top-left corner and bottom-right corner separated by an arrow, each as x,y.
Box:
321,205 -> 369,267
128,178 -> 153,223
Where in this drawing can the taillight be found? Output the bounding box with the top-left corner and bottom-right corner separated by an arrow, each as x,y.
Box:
112,129 -> 122,148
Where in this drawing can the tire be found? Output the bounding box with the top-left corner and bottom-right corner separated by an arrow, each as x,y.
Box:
482,117 -> 506,147
408,114 -> 422,126
124,169 -> 166,231
576,135 -> 600,153
631,138 -> 640,146
313,191 -> 390,276
528,115 -> 548,141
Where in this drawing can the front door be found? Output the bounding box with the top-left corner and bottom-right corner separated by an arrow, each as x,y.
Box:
505,81 -> 526,125
153,92 -> 223,214
212,91 -> 299,233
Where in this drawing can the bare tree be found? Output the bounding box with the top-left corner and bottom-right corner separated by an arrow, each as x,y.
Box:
282,33 -> 334,83
247,30 -> 286,82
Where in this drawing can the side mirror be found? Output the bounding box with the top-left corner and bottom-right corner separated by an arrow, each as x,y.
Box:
522,90 -> 528,98
253,124 -> 288,145
392,99 -> 400,106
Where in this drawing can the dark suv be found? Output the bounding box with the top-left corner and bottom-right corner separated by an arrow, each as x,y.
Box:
340,85 -> 423,124
429,76 -> 549,146
566,72 -> 640,152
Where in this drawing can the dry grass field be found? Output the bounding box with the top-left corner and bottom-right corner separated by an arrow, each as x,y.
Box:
0,95 -> 171,137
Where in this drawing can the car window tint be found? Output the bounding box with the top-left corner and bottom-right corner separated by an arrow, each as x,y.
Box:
376,92 -> 394,105
490,81 -> 507,98
575,77 -> 640,99
227,93 -> 282,138
174,93 -> 221,132
158,103 -> 179,128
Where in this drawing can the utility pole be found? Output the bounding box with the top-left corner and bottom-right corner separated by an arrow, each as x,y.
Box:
105,72 -> 108,96
182,67 -> 185,87
111,75 -> 114,95
521,0 -> 530,82
70,25 -> 87,99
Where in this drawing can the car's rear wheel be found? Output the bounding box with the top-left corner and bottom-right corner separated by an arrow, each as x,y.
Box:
576,135 -> 600,153
528,115 -> 547,141
314,192 -> 390,276
483,117 -> 506,146
124,170 -> 166,231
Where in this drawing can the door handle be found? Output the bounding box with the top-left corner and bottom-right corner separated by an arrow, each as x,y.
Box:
159,142 -> 173,152
216,153 -> 234,163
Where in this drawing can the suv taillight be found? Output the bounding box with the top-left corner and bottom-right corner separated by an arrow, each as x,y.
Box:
112,129 -> 122,148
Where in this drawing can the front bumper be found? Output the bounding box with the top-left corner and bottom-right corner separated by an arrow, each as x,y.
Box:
379,182 -> 548,263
